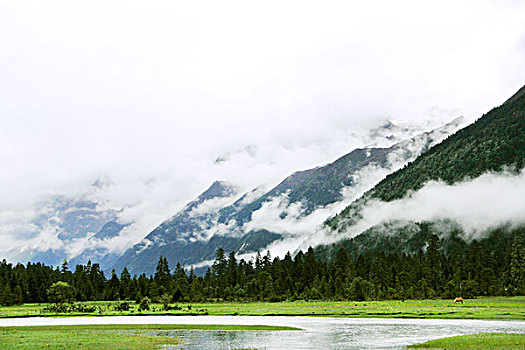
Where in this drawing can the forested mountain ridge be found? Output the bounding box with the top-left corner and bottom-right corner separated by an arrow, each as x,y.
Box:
326,85 -> 525,231
316,220 -> 516,261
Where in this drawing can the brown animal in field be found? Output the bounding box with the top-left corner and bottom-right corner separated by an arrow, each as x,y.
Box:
454,297 -> 464,304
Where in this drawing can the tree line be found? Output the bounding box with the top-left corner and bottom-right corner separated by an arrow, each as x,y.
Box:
1,227 -> 523,306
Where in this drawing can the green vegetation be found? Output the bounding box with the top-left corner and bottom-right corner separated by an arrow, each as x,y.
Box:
0,324 -> 182,350
197,297 -> 525,319
409,332 -> 525,349
1,297 -> 524,320
0,324 -> 296,350
1,225 -> 524,307
316,224 -> 525,298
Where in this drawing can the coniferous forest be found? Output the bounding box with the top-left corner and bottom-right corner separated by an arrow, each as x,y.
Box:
1,225 -> 523,307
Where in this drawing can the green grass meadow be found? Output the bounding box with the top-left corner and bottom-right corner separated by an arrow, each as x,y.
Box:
1,297 -> 524,320
0,324 -> 297,349
408,332 -> 525,349
0,324 -> 181,350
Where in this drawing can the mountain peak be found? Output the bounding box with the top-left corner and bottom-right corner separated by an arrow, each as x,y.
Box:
197,180 -> 236,202
91,175 -> 113,189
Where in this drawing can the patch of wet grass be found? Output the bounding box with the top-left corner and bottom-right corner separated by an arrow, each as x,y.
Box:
0,325 -> 181,349
0,324 -> 298,349
408,332 -> 525,349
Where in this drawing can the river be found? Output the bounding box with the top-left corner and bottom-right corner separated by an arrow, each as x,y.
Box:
1,316 -> 524,349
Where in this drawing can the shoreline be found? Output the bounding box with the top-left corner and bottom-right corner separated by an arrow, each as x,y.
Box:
2,314 -> 525,327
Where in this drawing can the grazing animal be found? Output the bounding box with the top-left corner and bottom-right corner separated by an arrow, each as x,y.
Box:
454,297 -> 464,304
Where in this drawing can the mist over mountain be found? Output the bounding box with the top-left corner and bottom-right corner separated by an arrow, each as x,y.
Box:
327,85 -> 525,230
2,115 -> 461,269
310,84 -> 525,259
9,197 -> 123,268
109,118 -> 463,275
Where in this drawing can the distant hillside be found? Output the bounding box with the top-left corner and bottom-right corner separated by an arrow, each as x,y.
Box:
326,85 -> 525,232
15,197 -> 122,269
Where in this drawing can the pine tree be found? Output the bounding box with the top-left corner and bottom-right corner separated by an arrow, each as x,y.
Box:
154,256 -> 171,291
104,269 -> 120,300
189,279 -> 203,302
13,285 -> 23,305
120,267 -> 132,300
510,233 -> 525,294
226,251 -> 238,288
212,248 -> 227,296
425,234 -> 443,294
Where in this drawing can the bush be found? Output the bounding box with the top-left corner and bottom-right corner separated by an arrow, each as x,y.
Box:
47,282 -> 74,305
161,293 -> 172,311
41,302 -> 99,314
138,297 -> 150,311
114,300 -> 130,311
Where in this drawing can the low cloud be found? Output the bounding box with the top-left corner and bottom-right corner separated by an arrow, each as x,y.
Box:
1,0 -> 524,263
300,169 -> 525,250
188,194 -> 240,218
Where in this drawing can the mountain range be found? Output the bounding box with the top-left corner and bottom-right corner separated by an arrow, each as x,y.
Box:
110,117 -> 464,275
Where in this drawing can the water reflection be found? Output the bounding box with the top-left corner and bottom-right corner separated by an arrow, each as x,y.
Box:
143,318 -> 525,350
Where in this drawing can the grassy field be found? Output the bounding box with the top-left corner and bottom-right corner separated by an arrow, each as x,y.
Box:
408,332 -> 525,349
1,297 -> 524,320
0,324 -> 297,349
184,297 -> 525,320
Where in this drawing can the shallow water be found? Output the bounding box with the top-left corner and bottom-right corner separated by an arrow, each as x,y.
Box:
1,315 -> 524,349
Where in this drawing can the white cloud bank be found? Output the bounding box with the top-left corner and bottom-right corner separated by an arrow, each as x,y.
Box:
297,169 -> 525,251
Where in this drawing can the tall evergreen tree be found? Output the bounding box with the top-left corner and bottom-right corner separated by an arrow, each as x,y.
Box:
154,256 -> 171,291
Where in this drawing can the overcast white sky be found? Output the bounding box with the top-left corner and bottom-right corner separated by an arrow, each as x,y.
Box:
0,0 -> 524,254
